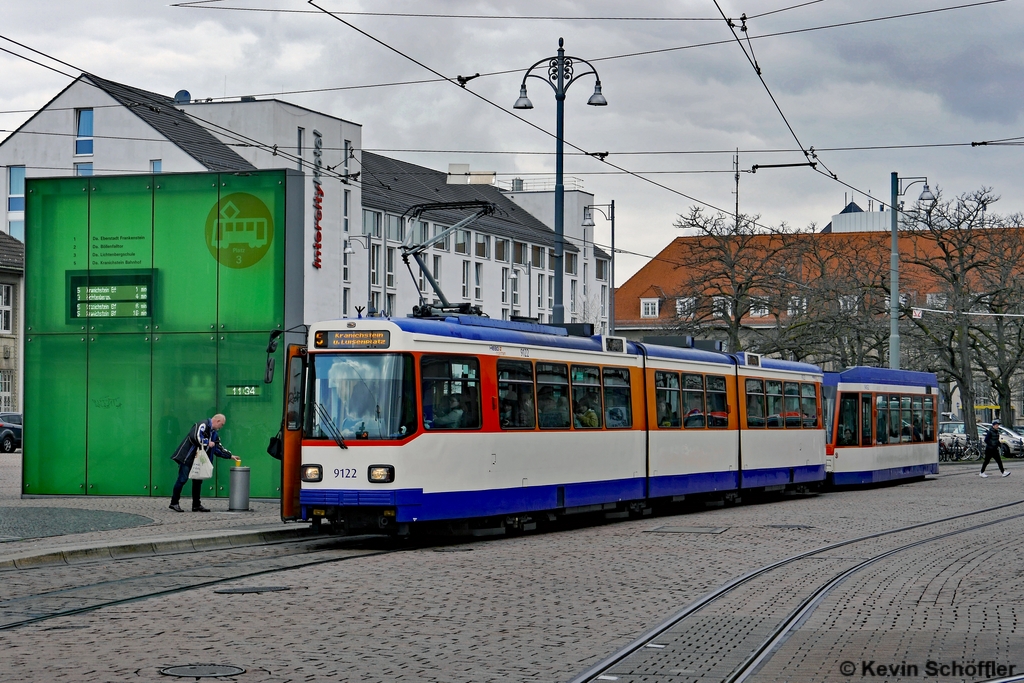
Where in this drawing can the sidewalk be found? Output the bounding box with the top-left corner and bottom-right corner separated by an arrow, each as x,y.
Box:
0,452 -> 308,570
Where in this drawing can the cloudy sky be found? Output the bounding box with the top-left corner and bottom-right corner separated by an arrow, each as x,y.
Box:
2,0 -> 1023,282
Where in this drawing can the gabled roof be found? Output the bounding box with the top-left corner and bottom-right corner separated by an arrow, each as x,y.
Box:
359,152 -> 577,251
0,232 -> 25,273
83,74 -> 256,172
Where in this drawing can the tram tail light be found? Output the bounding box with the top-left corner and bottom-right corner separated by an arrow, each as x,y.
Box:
301,464 -> 323,482
368,465 -> 395,483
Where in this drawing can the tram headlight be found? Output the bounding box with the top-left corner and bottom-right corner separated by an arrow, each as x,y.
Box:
301,464 -> 323,482
368,465 -> 395,483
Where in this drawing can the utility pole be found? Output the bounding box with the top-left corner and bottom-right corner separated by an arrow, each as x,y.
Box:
733,148 -> 740,233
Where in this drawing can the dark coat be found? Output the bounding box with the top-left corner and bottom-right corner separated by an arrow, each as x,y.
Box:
984,425 -> 1001,454
171,420 -> 232,466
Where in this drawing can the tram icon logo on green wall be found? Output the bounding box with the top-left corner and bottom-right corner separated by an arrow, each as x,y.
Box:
205,193 -> 274,269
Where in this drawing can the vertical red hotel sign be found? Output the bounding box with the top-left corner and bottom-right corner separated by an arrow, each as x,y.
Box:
311,129 -> 324,269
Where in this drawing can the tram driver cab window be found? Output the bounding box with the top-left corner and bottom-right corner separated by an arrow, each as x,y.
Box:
421,356 -> 481,430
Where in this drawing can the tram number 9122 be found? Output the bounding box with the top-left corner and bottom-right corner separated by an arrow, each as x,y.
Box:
334,468 -> 358,479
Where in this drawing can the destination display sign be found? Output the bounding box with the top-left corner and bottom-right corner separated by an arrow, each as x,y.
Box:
314,330 -> 391,349
67,270 -> 155,320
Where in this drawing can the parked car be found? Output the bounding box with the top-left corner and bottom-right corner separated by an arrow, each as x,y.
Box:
938,421 -> 968,449
1014,425 -> 1024,438
979,423 -> 1024,458
0,412 -> 21,452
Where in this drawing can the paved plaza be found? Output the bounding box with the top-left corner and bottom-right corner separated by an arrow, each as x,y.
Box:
1,453 -> 1022,682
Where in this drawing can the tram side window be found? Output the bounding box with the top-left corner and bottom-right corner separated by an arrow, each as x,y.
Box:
706,375 -> 728,428
537,362 -> 571,429
911,395 -> 924,442
923,397 -> 935,441
860,393 -> 873,446
888,394 -> 901,443
784,382 -> 801,428
571,365 -> 603,429
603,367 -> 632,428
800,383 -> 818,428
766,380 -> 784,428
497,360 -> 536,429
682,374 -> 706,428
875,394 -> 889,445
421,356 -> 481,430
655,371 -> 681,428
745,379 -> 766,428
901,395 -> 913,442
837,393 -> 859,446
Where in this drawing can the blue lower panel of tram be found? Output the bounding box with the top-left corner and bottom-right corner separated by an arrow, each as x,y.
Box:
832,462 -> 938,486
301,477 -> 647,523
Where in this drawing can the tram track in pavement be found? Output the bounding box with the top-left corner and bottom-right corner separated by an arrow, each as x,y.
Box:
569,498 -> 1024,683
0,534 -> 396,632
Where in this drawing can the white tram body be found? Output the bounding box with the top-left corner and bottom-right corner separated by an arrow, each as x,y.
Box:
283,317 -> 924,533
823,367 -> 940,485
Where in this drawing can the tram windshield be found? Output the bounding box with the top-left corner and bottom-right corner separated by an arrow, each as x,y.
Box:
306,353 -> 417,441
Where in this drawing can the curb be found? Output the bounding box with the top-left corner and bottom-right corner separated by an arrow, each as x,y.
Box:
0,525 -> 311,571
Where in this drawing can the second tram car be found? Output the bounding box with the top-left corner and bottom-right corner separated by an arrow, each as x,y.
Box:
822,367 -> 939,485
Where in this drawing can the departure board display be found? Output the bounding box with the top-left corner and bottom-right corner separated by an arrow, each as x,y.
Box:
67,270 -> 155,320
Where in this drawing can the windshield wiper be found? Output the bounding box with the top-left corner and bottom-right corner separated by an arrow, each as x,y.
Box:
314,403 -> 348,450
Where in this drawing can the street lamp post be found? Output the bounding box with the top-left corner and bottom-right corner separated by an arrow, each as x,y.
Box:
582,201 -> 615,335
888,172 -> 935,369
344,235 -> 375,316
510,262 -> 532,318
514,37 -> 607,325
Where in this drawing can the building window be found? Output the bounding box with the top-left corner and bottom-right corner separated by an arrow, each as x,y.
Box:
8,221 -> 24,242
839,294 -> 859,312
150,159 -> 162,173
495,239 -> 510,262
502,308 -> 509,321
537,274 -> 544,310
386,293 -> 396,317
750,297 -> 770,318
475,263 -> 483,299
342,240 -> 350,282
433,255 -> 442,284
713,296 -> 732,317
417,220 -> 429,243
641,298 -> 659,319
531,245 -> 545,270
565,253 -> 578,275
461,260 -> 471,298
455,229 -> 471,254
548,249 -> 556,272
434,224 -> 450,250
343,139 -> 351,177
570,279 -> 577,314
343,288 -> 350,316
371,244 -> 381,286
74,163 -> 93,177
0,285 -> 11,333
343,190 -> 350,233
386,215 -> 403,242
583,263 -> 588,298
362,209 -> 381,237
386,247 -> 396,288
601,285 -> 608,316
475,233 -> 490,259
596,259 -> 608,281
7,166 -> 25,212
75,108 -> 93,155
513,241 -> 527,265
548,276 -> 554,309
787,296 -> 807,316
926,292 -> 947,308
676,297 -> 695,319
501,268 -> 509,304
512,271 -> 520,306
0,370 -> 12,412
371,291 -> 381,313
296,127 -> 304,170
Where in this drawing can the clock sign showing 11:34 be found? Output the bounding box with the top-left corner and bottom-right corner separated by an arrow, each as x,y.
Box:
225,384 -> 261,397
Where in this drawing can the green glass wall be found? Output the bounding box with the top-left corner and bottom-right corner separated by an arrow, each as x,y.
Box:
24,170 -> 300,499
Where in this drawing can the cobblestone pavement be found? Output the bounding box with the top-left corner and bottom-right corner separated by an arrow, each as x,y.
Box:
0,462 -> 1021,682
0,453 -> 294,564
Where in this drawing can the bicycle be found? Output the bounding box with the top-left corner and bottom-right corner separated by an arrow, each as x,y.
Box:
960,438 -> 983,461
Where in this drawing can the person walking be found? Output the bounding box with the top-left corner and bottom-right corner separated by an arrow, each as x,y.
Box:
169,413 -> 240,512
980,419 -> 1011,478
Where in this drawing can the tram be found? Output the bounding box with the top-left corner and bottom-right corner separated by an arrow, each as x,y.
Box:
274,315 -> 870,535
822,367 -> 940,485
